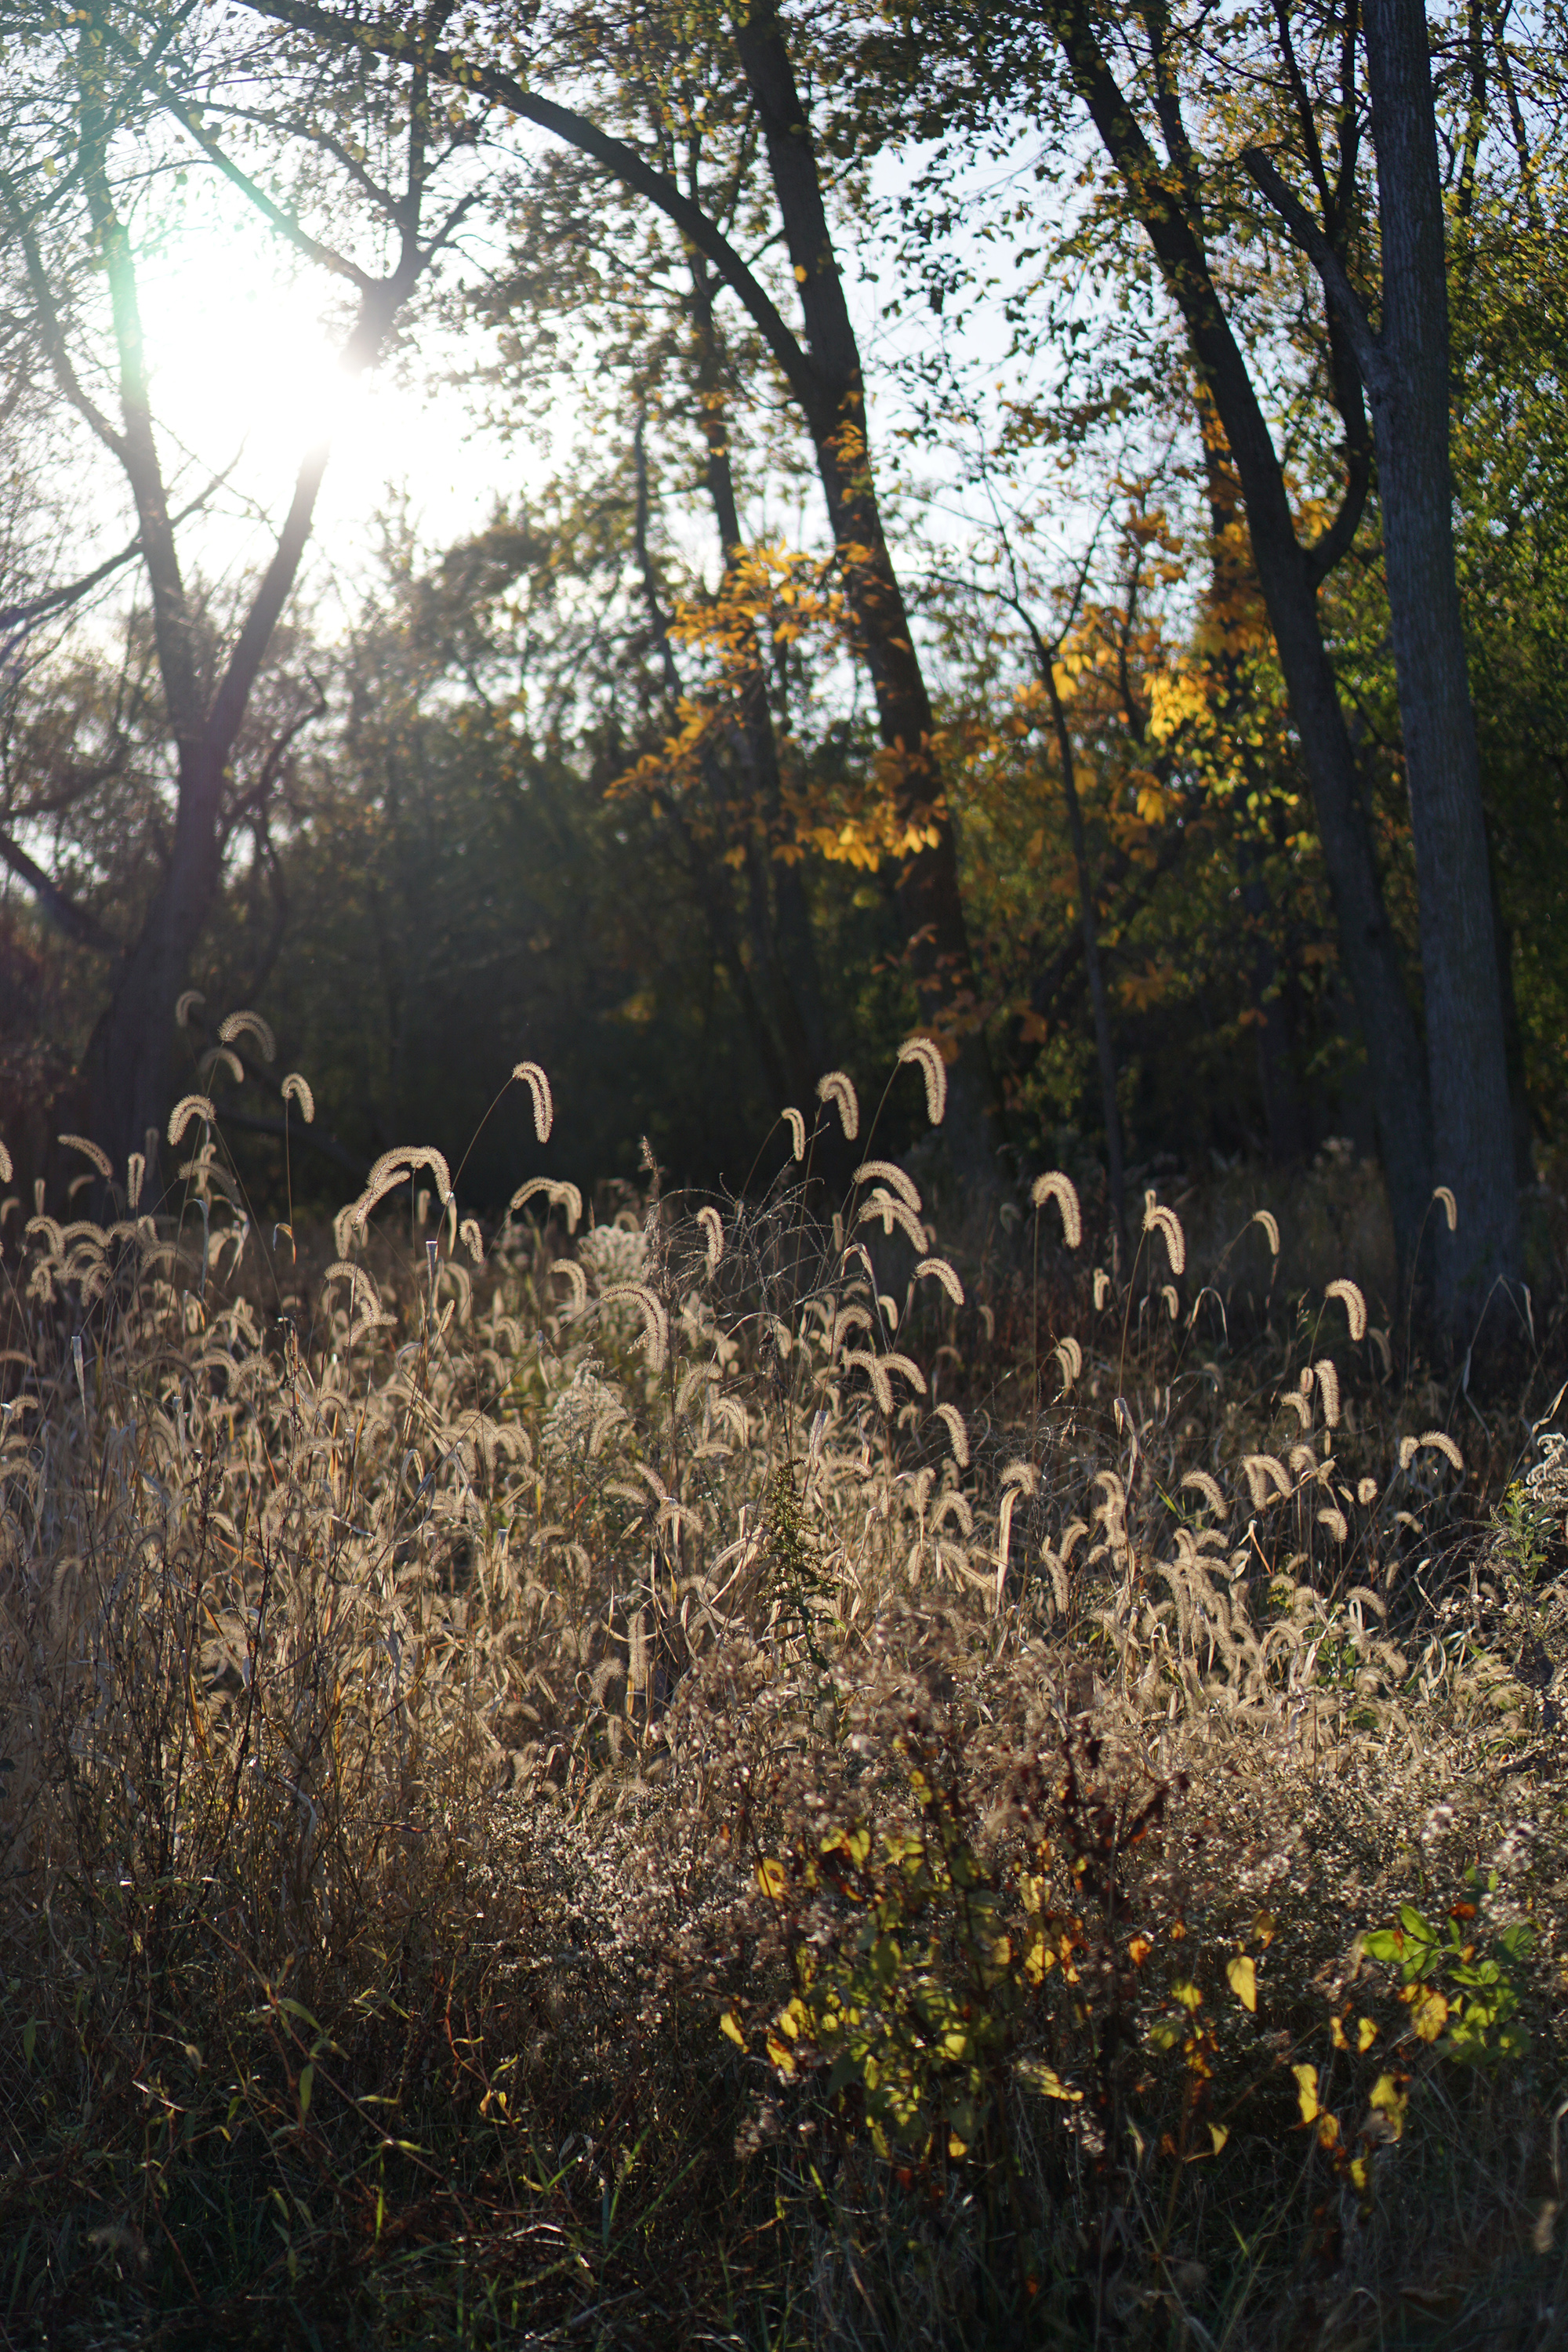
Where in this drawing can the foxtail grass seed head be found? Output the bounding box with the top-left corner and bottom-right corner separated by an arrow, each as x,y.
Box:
1144,1200 -> 1186,1276
175,989 -> 205,1027
460,1218 -> 485,1267
281,1073 -> 315,1123
509,1177 -> 583,1232
167,1095 -> 214,1148
1433,1185 -> 1458,1232
514,1061 -> 554,1142
1093,1269 -> 1111,1309
126,1152 -> 144,1210
220,1008 -> 276,1062
896,1033 -> 947,1125
699,1206 -> 725,1272
1030,1171 -> 1082,1250
1325,1277 -> 1367,1341
0,1141 -> 10,1183
913,1255 -> 964,1305
1251,1207 -> 1281,1256
815,1069 -> 860,1141
935,1403 -> 970,1466
854,1160 -> 921,1212
1313,1359 -> 1341,1427
1402,1429 -> 1465,1472
57,1134 -> 112,1181
782,1107 -> 806,1161
1181,1468 -> 1225,1516
1054,1335 -> 1082,1389
199,1047 -> 245,1088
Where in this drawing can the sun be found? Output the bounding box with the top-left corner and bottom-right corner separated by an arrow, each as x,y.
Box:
130,210 -> 495,587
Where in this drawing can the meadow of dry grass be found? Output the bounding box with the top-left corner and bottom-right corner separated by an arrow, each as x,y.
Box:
0,1044 -> 1566,2348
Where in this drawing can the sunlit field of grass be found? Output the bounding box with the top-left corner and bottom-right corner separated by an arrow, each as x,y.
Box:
2,1038 -> 1566,2348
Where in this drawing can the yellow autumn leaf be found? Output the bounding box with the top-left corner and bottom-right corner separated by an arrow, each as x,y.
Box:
1292,2063 -> 1319,2123
1367,2074 -> 1409,2140
1410,1986 -> 1449,2042
720,2010 -> 746,2049
1209,2123 -> 1229,2155
1357,2016 -> 1379,2053
756,1858 -> 787,1900
1225,1954 -> 1257,2013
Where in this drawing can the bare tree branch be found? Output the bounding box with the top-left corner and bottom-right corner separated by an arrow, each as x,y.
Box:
0,826 -> 122,954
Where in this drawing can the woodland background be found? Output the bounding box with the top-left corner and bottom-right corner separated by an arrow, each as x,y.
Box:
1,0 -> 1565,1333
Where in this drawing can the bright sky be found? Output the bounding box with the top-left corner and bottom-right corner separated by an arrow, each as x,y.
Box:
125,204 -> 518,618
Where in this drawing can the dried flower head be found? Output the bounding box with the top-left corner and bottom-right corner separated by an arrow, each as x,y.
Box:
220,1010 -> 276,1062
514,1061 -> 554,1142
896,1034 -> 947,1125
1031,1171 -> 1083,1250
913,1255 -> 964,1305
816,1070 -> 860,1142
1144,1200 -> 1186,1276
167,1095 -> 215,1149
57,1134 -> 112,1182
854,1160 -> 921,1213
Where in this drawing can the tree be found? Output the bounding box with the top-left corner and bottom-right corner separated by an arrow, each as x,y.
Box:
1240,0 -> 1520,1330
233,0 -> 1005,1176
0,0 -> 471,1181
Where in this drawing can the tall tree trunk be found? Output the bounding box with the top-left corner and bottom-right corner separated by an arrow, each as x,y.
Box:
1362,0 -> 1520,1334
686,262 -> 832,1099
734,0 -> 1002,1183
1044,0 -> 1435,1290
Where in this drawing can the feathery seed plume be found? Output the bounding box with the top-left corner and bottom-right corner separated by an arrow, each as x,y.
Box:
815,1069 -> 859,1141
913,1255 -> 964,1305
1313,1359 -> 1341,1427
1181,1469 -> 1225,1516
167,1096 -> 214,1148
57,1134 -> 112,1182
514,1062 -> 554,1142
601,1283 -> 670,1371
1144,1200 -> 1186,1275
508,1178 -> 583,1232
897,1034 -> 947,1125
1031,1171 -> 1083,1249
220,1010 -> 276,1062
935,1403 -> 970,1466
854,1160 -> 921,1212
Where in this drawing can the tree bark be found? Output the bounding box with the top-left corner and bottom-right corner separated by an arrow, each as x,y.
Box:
732,1 -> 1003,1183
1360,0 -> 1520,1330
1043,0 -> 1435,1288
